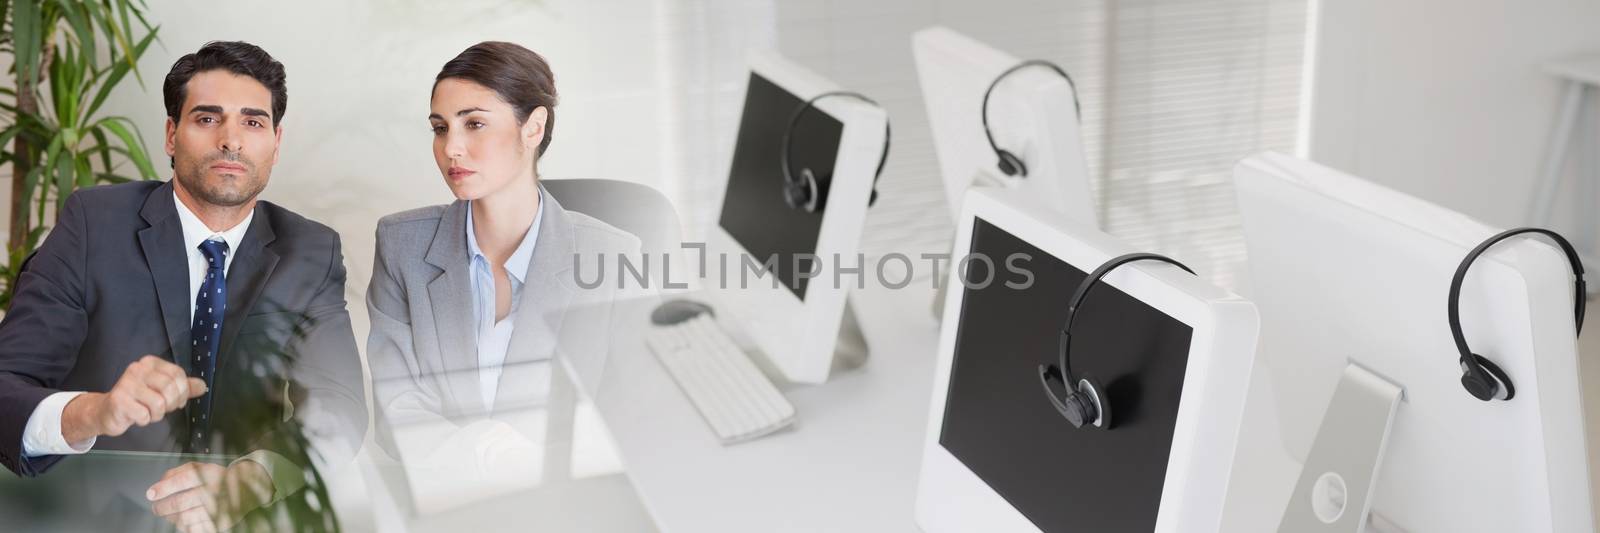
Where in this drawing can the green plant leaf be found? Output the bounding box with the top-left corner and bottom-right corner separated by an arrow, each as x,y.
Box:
34,180 -> 44,228
17,165 -> 43,230
36,132 -> 65,186
57,43 -> 87,128
87,126 -> 112,172
57,1 -> 94,78
47,43 -> 78,127
26,226 -> 47,252
83,26 -> 156,121
15,110 -> 57,142
41,130 -> 71,214
97,117 -> 157,179
79,144 -> 145,176
87,3 -> 138,79
79,3 -> 99,74
108,0 -> 144,85
0,224 -> 48,309
32,131 -> 66,227
128,0 -> 154,30
0,125 -> 26,153
12,0 -> 40,88
79,143 -> 129,158
73,151 -> 93,189
78,152 -> 96,187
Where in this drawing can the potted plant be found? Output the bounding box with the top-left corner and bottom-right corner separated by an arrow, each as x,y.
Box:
0,0 -> 163,310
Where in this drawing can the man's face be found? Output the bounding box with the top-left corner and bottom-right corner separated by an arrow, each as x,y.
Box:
165,70 -> 282,208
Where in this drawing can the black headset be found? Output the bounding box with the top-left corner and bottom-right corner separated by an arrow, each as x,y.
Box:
981,60 -> 1081,179
1450,227 -> 1587,402
1038,252 -> 1196,429
780,91 -> 891,213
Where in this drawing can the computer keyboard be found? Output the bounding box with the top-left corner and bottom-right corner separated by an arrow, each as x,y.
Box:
644,314 -> 796,444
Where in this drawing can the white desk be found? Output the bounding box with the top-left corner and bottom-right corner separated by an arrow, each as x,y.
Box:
350,448 -> 657,533
593,279 -> 943,533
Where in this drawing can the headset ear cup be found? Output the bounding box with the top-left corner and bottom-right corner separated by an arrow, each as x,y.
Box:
799,168 -> 820,212
782,174 -> 804,209
1060,391 -> 1093,429
783,168 -> 820,212
996,150 -> 1026,177
1459,360 -> 1498,402
1467,354 -> 1516,401
1078,375 -> 1111,429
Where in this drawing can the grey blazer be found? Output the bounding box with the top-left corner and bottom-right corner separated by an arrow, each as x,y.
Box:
365,189 -> 646,457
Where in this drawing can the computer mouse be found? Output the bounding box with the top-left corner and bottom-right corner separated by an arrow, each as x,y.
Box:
650,299 -> 715,326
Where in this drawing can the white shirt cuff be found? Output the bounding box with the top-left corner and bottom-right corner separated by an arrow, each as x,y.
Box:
21,391 -> 96,457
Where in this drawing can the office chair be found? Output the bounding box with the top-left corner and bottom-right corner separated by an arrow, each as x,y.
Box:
541,178 -> 684,266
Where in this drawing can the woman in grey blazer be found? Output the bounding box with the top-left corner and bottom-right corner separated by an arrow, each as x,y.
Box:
364,42 -> 643,481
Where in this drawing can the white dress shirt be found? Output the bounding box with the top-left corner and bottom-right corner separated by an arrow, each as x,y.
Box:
466,191 -> 544,412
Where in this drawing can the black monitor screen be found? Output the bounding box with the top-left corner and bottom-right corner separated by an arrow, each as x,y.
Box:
939,218 -> 1194,532
717,72 -> 841,301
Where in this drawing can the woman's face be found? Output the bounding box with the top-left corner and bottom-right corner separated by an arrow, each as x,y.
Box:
429,78 -> 547,201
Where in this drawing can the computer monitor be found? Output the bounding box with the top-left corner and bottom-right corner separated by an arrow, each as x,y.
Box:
916,187 -> 1259,532
1233,152 -> 1593,531
912,26 -> 1096,224
704,52 -> 887,384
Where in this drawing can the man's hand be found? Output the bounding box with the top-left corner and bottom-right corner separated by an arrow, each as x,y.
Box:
62,355 -> 207,442
147,461 -> 274,533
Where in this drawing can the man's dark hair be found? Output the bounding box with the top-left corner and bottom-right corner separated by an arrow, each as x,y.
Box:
434,41 -> 558,159
163,41 -> 288,127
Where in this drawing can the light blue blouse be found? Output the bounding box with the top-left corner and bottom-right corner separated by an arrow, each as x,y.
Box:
465,190 -> 545,411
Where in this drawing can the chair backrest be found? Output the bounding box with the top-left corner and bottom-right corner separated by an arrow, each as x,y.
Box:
542,178 -> 682,259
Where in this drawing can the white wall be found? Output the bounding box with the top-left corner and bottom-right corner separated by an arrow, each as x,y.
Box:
1308,0 -> 1600,235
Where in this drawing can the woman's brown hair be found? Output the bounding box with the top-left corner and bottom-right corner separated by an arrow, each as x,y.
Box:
435,41 -> 559,159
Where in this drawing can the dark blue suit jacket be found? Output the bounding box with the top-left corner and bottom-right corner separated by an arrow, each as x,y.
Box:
0,180 -> 367,477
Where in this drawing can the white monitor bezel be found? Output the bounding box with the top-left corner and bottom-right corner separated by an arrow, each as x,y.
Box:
912,25 -> 1097,225
704,51 -> 887,384
915,187 -> 1259,532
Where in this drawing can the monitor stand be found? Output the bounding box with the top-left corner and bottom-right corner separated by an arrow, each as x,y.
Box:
1278,364 -> 1404,533
828,292 -> 871,376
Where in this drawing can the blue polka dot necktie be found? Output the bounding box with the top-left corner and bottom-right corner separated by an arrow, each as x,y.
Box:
187,238 -> 228,453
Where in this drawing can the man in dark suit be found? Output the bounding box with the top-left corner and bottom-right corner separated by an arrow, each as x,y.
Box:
0,41 -> 366,531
